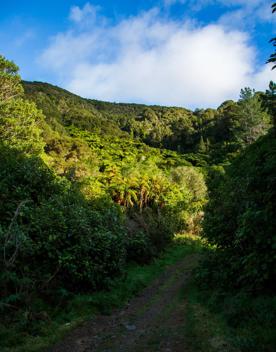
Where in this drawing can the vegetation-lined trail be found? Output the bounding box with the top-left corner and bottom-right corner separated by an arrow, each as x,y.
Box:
50,254 -> 199,352
1,12 -> 275,348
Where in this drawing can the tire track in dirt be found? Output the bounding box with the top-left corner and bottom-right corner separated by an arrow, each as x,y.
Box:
49,254 -> 200,352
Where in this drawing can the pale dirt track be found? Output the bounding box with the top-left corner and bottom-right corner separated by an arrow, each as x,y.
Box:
49,254 -> 199,352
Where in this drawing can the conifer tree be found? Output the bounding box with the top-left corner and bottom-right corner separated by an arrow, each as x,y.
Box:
230,88 -> 270,146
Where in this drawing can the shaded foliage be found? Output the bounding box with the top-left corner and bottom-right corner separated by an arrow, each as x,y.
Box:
201,133 -> 276,291
0,145 -> 126,310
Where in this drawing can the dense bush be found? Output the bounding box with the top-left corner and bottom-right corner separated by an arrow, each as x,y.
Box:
0,145 -> 126,312
202,133 -> 276,291
125,229 -> 154,263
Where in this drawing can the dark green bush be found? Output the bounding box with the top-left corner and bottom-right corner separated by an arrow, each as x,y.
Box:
125,230 -> 154,264
29,193 -> 126,291
202,133 -> 276,291
0,145 -> 126,313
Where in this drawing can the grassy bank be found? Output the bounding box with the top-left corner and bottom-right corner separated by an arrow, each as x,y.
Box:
185,265 -> 276,352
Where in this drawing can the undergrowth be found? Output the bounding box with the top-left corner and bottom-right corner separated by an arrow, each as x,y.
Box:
0,234 -> 203,352
185,258 -> 276,352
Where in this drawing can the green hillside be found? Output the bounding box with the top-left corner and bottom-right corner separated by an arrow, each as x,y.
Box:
23,80 -> 272,166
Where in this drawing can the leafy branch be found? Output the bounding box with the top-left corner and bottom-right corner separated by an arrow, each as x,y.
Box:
3,200 -> 30,268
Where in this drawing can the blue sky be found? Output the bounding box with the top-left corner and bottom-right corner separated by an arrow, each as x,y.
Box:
0,0 -> 275,108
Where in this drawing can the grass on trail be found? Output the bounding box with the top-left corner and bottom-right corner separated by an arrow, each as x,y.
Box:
184,284 -> 239,352
184,267 -> 276,352
0,234 -> 204,352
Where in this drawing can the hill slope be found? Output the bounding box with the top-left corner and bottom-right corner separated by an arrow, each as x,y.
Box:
23,81 -> 272,165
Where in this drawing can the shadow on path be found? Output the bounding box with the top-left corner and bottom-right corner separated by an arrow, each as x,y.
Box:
49,254 -> 200,352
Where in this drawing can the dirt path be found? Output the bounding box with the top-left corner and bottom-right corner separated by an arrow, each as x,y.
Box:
49,254 -> 199,352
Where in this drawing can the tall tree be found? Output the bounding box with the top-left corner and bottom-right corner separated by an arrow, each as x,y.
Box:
229,88 -> 271,146
264,81 -> 276,129
0,55 -> 44,154
0,55 -> 23,102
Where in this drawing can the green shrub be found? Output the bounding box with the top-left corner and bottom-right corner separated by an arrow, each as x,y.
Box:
202,133 -> 276,291
125,230 -> 154,263
0,145 -> 126,314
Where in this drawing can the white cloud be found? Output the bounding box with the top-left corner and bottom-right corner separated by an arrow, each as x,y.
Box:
69,2 -> 99,23
217,1 -> 275,30
251,65 -> 276,91
40,4 -> 276,109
